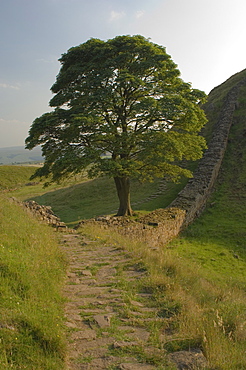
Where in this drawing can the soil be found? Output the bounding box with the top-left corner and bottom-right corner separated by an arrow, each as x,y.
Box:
60,232 -> 208,370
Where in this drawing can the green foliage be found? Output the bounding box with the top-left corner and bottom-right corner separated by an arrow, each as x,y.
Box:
25,35 -> 207,214
0,195 -> 66,369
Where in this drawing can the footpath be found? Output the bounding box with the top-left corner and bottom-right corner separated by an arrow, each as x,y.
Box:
60,232 -> 207,370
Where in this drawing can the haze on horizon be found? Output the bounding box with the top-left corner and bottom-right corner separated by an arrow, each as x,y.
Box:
1,0 -> 246,148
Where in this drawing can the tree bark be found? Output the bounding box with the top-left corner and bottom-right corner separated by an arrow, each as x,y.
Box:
114,177 -> 133,216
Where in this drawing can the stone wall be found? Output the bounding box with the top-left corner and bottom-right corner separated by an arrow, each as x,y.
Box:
11,198 -> 68,231
79,207 -> 186,247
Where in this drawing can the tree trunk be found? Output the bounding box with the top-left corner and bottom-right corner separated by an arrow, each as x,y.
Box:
114,177 -> 133,216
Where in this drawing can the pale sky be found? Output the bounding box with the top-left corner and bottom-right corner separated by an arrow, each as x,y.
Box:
1,0 -> 246,148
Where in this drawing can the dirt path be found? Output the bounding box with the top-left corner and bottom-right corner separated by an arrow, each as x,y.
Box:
60,232 -> 161,370
60,232 -> 208,370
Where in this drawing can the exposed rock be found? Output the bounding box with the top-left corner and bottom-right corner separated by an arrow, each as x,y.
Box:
93,314 -> 112,328
168,349 -> 208,369
70,329 -> 97,340
0,323 -> 16,331
113,341 -> 139,349
81,269 -> 93,277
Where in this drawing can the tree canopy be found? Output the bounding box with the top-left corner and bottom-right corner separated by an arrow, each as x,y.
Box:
26,35 -> 207,216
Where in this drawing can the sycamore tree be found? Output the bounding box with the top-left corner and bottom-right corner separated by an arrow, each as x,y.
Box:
25,35 -> 207,216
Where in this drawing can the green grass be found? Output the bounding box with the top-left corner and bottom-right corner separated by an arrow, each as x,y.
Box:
0,195 -> 67,369
0,166 -> 37,190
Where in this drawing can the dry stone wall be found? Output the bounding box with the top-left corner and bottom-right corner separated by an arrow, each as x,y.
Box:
79,207 -> 186,247
11,198 -> 68,231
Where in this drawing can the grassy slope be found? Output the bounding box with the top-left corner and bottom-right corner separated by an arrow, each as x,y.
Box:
177,73 -> 246,270
0,166 -> 37,190
0,195 -> 66,369
8,173 -> 188,226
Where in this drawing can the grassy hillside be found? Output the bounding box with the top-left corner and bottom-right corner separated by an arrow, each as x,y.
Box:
0,195 -> 66,369
202,68 -> 246,139
0,165 -> 37,190
5,167 -> 188,226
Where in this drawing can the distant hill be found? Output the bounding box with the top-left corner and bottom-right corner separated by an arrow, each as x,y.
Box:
0,146 -> 43,165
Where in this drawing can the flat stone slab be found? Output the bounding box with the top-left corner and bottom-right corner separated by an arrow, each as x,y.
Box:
117,326 -> 150,342
130,300 -> 144,307
71,329 -> 97,340
113,341 -> 139,349
93,314 -> 112,328
80,269 -> 93,277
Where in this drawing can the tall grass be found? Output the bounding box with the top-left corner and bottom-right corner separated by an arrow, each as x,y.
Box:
0,195 -> 66,369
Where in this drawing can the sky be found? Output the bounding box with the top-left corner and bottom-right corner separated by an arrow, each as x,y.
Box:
0,0 -> 246,148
